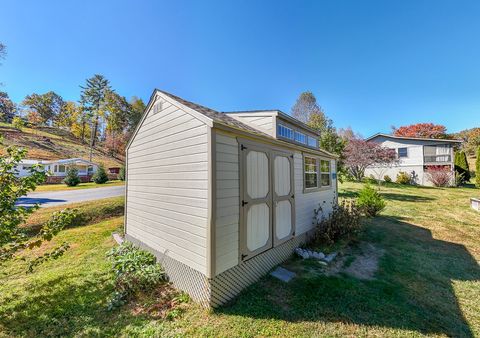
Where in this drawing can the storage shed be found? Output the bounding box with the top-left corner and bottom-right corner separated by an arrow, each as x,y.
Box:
125,89 -> 338,307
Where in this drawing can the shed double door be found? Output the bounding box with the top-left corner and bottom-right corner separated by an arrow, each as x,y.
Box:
240,142 -> 295,261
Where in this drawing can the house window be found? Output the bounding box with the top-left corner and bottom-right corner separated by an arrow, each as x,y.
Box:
54,165 -> 58,172
58,165 -> 66,173
294,131 -> 307,144
398,148 -> 408,158
277,124 -> 294,139
320,160 -> 331,186
307,136 -> 317,148
304,157 -> 318,189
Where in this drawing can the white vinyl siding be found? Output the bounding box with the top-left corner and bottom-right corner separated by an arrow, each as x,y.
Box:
294,152 -> 336,235
226,113 -> 275,136
215,132 -> 240,275
126,98 -> 209,275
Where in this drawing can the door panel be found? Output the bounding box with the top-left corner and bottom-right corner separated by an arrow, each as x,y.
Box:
275,200 -> 292,239
241,146 -> 272,260
274,156 -> 291,196
272,152 -> 295,245
246,151 -> 269,199
246,203 -> 270,251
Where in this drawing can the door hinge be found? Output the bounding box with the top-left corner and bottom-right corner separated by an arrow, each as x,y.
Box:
241,144 -> 247,151
242,200 -> 249,207
291,194 -> 295,199
290,154 -> 294,158
292,231 -> 295,236
241,254 -> 248,260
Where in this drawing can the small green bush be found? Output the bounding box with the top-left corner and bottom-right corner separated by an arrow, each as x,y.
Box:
357,184 -> 386,217
106,242 -> 166,310
63,166 -> 81,186
118,165 -> 126,181
311,199 -> 362,245
383,175 -> 392,183
12,116 -> 25,130
92,164 -> 109,184
396,171 -> 411,185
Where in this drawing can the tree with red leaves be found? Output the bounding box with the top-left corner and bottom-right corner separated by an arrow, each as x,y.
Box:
344,138 -> 398,181
392,123 -> 447,139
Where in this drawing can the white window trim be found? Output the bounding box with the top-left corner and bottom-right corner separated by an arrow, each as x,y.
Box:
303,154 -> 333,193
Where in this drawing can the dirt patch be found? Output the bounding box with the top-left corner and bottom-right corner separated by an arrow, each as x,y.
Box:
325,242 -> 384,280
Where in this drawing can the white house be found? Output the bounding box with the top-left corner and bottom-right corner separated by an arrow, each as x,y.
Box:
17,158 -> 98,183
364,133 -> 462,186
124,89 -> 339,307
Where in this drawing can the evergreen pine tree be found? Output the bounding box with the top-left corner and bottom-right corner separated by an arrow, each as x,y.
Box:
92,164 -> 109,184
63,166 -> 81,186
454,151 -> 470,184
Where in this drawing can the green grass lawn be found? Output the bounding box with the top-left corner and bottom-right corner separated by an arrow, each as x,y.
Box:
1,183 -> 479,337
34,180 -> 124,192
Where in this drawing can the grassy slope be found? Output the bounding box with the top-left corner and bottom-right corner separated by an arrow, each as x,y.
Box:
1,184 -> 479,337
0,123 -> 122,168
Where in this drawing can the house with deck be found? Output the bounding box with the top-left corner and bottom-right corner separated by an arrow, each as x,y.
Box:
364,133 -> 462,186
124,89 -> 339,307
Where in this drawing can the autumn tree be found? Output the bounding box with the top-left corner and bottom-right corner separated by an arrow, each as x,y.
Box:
27,111 -> 43,131
54,101 -> 79,129
454,128 -> 480,156
291,91 -> 344,155
344,138 -> 398,181
80,74 -> 112,160
0,91 -> 16,123
392,123 -> 447,139
128,96 -> 145,133
22,91 -> 65,125
104,91 -> 131,157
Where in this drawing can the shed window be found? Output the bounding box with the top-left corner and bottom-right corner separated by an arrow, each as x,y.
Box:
294,131 -> 307,144
398,148 -> 408,158
304,157 -> 318,189
307,136 -> 317,148
277,124 -> 294,139
320,160 -> 331,186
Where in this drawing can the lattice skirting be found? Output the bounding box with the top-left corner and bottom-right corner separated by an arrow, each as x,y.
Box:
125,232 -> 308,308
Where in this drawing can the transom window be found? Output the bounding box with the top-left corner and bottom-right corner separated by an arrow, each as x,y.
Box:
320,160 -> 331,186
294,131 -> 307,144
277,124 -> 294,139
304,157 -> 318,189
398,148 -> 408,158
307,136 -> 317,148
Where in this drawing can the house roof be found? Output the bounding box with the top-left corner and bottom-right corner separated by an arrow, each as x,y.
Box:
20,158 -> 97,166
366,133 -> 463,143
153,89 -> 336,158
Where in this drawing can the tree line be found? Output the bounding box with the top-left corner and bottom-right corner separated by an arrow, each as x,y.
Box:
0,75 -> 145,159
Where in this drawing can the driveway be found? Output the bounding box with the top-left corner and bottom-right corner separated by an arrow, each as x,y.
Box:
16,186 -> 125,208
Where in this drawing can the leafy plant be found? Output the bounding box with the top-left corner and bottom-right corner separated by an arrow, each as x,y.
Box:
118,165 -> 126,181
12,116 -> 24,130
0,137 -> 76,270
311,199 -> 362,245
92,163 -> 109,184
357,184 -> 386,217
106,242 -> 167,310
383,175 -> 392,183
63,166 -> 81,186
425,166 -> 453,187
396,171 -> 411,185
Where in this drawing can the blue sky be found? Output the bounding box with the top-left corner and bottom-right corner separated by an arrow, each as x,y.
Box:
1,0 -> 479,136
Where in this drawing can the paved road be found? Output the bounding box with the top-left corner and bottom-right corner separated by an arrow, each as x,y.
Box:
16,186 -> 125,208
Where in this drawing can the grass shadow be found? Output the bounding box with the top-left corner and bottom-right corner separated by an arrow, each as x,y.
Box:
215,216 -> 479,337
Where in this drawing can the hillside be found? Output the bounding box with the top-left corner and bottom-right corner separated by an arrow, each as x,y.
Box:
0,123 -> 123,168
